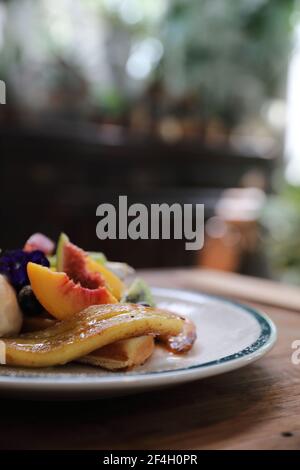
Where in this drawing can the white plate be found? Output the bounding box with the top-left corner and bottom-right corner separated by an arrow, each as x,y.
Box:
0,288 -> 277,399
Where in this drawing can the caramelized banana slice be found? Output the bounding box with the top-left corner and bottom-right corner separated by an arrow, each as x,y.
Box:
21,316 -> 154,370
159,317 -> 197,354
2,304 -> 183,368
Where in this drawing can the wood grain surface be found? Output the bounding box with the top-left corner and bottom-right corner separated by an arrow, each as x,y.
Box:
1,268 -> 300,450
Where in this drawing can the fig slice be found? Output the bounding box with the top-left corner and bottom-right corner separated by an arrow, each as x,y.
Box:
2,304 -> 184,368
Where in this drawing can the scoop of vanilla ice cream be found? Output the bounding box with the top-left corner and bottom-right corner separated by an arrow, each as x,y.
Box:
0,274 -> 23,337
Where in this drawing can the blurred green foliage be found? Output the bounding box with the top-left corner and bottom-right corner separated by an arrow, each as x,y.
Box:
262,184 -> 300,283
0,0 -> 295,127
162,0 -> 294,126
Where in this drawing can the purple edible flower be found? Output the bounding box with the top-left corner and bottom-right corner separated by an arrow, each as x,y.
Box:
0,249 -> 49,291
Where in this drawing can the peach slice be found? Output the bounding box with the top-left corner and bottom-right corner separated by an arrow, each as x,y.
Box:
86,257 -> 125,300
27,262 -> 117,320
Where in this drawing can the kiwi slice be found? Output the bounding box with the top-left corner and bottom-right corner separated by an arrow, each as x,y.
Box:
122,278 -> 155,307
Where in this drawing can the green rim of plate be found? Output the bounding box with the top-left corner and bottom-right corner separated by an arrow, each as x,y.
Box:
139,288 -> 275,375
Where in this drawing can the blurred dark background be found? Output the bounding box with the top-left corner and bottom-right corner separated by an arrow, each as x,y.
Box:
1,0 -> 299,281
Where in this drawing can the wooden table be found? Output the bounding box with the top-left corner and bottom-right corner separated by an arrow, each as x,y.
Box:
1,268 -> 300,450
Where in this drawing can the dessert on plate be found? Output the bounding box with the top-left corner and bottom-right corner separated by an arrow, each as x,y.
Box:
0,233 -> 196,370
